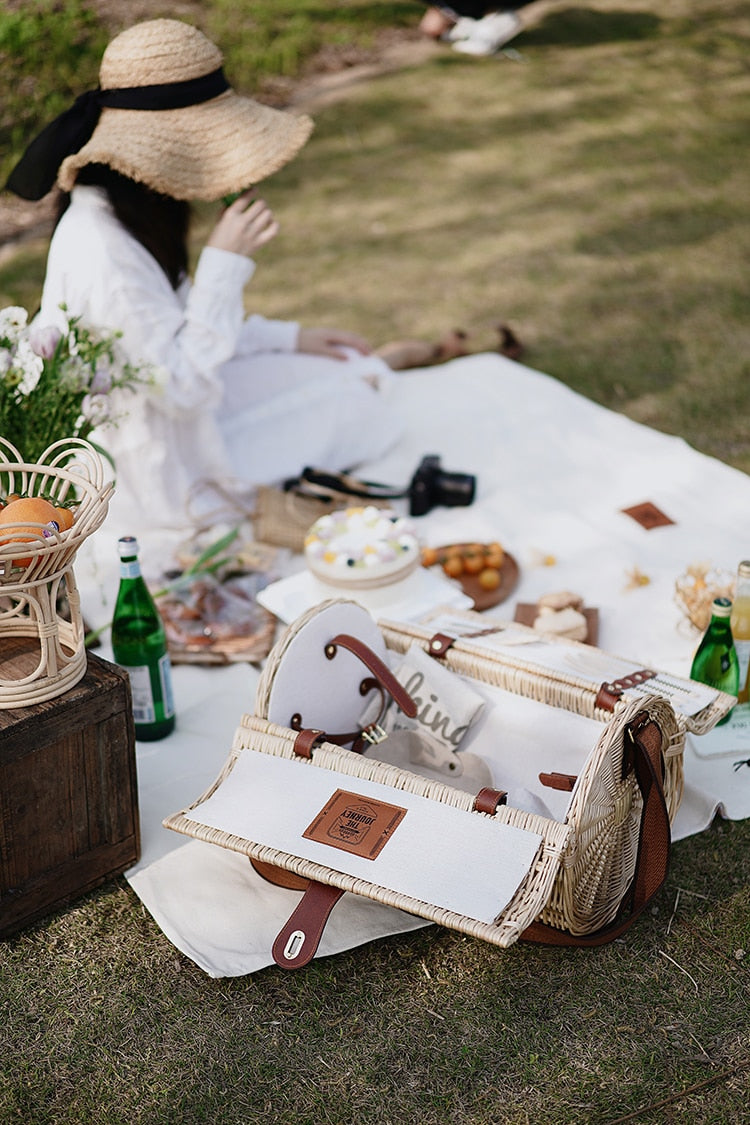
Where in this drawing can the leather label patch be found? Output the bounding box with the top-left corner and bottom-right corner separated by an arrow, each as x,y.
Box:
621,501 -> 675,530
303,788 -> 407,860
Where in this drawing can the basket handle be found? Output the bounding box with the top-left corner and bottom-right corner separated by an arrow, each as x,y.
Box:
521,713 -> 670,947
291,633 -> 417,754
326,634 -> 417,718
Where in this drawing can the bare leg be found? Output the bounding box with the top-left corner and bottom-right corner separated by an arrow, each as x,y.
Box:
419,6 -> 456,38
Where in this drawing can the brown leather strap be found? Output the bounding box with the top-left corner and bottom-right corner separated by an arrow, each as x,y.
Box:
271,881 -> 346,969
428,632 -> 458,658
428,625 -> 506,659
522,714 -> 670,947
293,728 -> 325,759
291,635 -> 416,755
595,669 -> 657,712
473,787 -> 508,814
327,634 -> 417,717
291,685 -> 388,752
539,771 -> 578,792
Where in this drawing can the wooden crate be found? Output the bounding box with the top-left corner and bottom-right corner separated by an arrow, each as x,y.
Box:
0,642 -> 140,936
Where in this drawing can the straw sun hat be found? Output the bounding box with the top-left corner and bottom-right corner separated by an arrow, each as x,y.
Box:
9,19 -> 313,202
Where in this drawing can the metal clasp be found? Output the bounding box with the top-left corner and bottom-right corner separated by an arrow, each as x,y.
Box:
361,723 -> 388,746
283,930 -> 306,961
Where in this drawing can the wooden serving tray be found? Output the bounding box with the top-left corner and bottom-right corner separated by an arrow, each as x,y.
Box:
423,546 -> 520,612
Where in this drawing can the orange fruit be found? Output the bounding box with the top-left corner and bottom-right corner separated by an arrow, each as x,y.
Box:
52,506 -> 76,532
443,555 -> 464,579
0,493 -> 20,512
0,496 -> 59,567
478,567 -> 501,591
463,553 -> 486,575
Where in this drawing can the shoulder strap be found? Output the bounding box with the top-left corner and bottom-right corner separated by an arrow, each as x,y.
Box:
521,714 -> 670,947
287,466 -> 406,503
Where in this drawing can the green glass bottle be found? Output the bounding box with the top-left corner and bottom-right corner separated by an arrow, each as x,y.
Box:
690,596 -> 739,725
111,536 -> 176,741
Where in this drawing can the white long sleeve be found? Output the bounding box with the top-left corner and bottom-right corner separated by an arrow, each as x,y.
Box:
38,187 -> 297,416
37,184 -> 398,540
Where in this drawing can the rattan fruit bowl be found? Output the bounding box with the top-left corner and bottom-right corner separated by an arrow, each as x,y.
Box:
0,438 -> 114,706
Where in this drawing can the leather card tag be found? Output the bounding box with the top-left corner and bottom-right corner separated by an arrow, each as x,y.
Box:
620,501 -> 675,530
303,788 -> 407,860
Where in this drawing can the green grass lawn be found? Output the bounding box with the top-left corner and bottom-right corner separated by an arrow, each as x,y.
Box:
2,1 -> 750,1122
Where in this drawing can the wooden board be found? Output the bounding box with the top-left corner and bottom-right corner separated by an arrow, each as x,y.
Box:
423,547 -> 520,611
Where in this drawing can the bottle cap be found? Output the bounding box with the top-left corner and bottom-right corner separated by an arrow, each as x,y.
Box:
739,560 -> 750,578
712,596 -> 732,617
118,536 -> 139,558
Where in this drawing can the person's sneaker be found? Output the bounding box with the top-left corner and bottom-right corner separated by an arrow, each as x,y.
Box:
442,16 -> 477,42
452,10 -> 522,55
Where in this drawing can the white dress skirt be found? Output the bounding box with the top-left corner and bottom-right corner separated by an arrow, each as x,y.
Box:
218,347 -> 398,483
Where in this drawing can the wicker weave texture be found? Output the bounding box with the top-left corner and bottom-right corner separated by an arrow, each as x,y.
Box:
167,599 -> 688,946
164,715 -> 571,948
0,439 -> 113,706
378,614 -> 684,935
258,603 -> 684,938
378,611 -> 727,735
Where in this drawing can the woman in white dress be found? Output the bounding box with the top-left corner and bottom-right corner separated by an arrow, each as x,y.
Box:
7,18 -> 399,535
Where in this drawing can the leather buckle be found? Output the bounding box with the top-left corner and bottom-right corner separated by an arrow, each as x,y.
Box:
595,669 -> 657,712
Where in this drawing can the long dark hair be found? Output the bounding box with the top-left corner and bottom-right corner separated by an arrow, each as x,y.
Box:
55,164 -> 190,289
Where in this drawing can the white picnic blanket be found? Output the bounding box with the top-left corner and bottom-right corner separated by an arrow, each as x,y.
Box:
78,354 -> 750,976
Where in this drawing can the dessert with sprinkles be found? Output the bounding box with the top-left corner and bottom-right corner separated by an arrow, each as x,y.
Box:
304,506 -> 421,589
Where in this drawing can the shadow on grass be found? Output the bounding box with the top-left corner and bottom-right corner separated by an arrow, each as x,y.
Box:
576,204 -> 737,255
521,6 -> 662,48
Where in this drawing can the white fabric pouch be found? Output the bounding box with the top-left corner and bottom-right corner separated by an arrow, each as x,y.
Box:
359,642 -> 491,791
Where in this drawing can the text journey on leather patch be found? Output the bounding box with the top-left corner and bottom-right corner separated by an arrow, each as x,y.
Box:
303,789 -> 407,860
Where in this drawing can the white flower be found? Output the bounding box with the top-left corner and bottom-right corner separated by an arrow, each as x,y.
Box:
0,306 -> 28,345
15,339 -> 44,395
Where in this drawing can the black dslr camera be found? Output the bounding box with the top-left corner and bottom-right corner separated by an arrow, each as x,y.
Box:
408,455 -> 476,517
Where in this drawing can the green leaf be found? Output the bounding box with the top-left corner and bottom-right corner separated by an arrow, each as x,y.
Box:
183,527 -> 241,576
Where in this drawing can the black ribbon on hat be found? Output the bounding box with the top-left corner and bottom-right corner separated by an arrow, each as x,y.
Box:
5,67 -> 231,201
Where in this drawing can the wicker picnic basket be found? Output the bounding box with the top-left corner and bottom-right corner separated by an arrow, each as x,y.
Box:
165,598 -> 730,966
0,437 -> 113,706
376,606 -> 735,939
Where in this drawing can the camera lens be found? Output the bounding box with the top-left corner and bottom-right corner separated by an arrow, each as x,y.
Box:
434,469 -> 476,508
408,456 -> 476,516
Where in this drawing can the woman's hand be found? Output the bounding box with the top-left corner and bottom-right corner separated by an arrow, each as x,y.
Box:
207,190 -> 279,258
297,326 -> 372,360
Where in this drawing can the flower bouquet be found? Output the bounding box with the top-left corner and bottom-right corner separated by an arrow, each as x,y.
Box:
0,304 -> 156,705
0,304 -> 153,466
